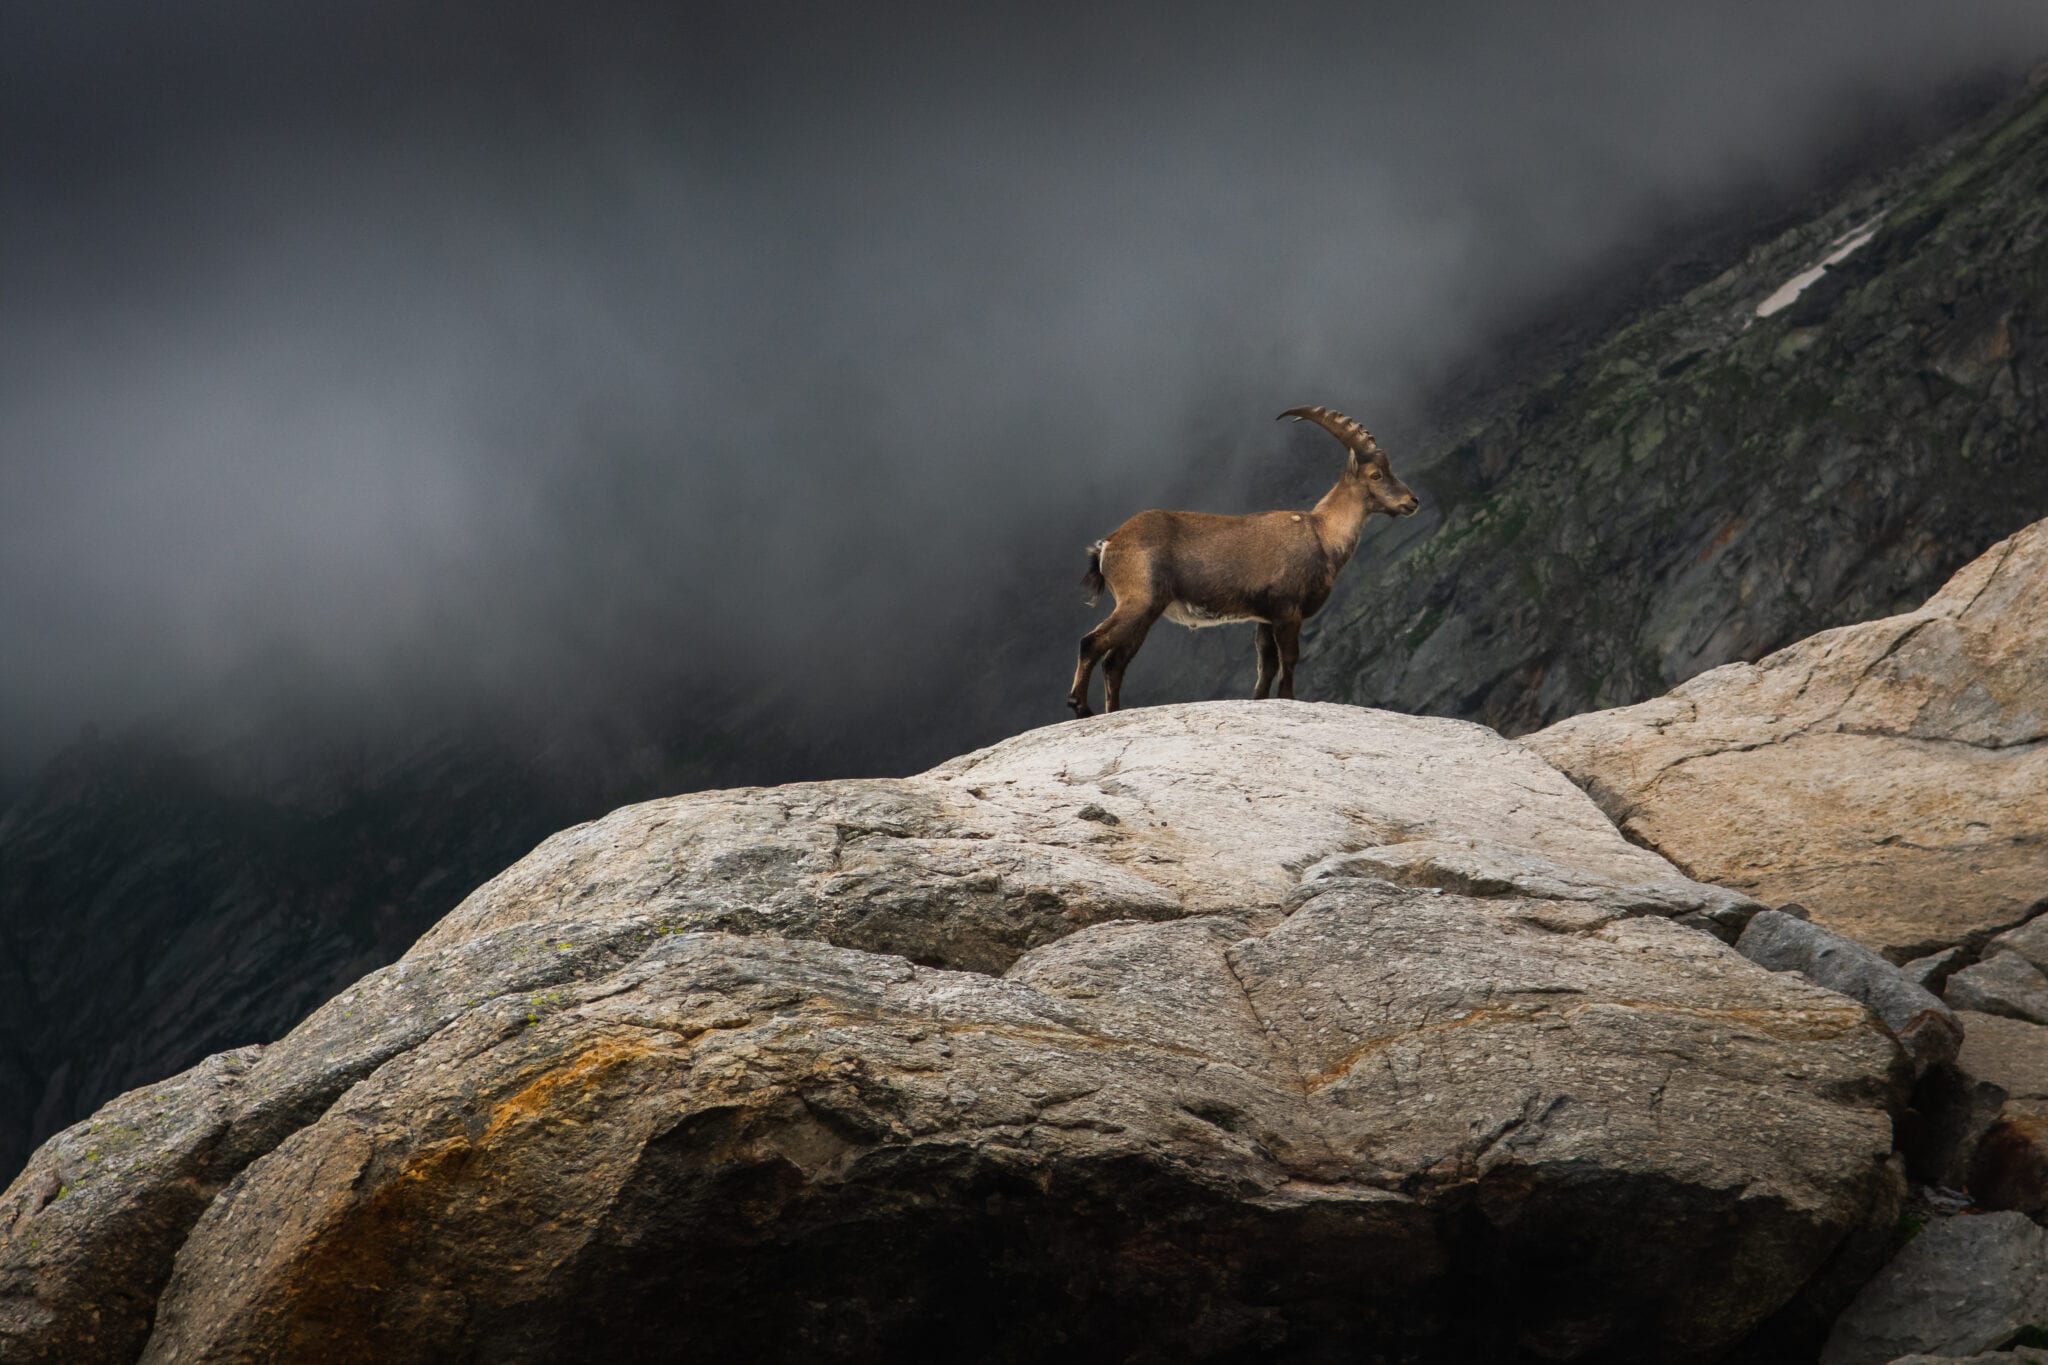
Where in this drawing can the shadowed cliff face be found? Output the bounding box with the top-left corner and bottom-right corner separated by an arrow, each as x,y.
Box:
1269,84 -> 2048,734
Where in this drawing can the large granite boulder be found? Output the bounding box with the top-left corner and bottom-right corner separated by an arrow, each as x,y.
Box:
1525,518 -> 2048,961
2,703 -> 1905,1362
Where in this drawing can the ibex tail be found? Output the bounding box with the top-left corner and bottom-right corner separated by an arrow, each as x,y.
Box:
1081,540 -> 1108,605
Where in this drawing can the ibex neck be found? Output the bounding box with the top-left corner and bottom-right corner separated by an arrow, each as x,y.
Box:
1309,482 -> 1370,565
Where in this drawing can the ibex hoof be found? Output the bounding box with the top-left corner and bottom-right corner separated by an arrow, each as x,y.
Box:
1067,701 -> 1093,719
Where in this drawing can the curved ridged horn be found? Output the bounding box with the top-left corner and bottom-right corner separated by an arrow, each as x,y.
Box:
1277,405 -> 1378,453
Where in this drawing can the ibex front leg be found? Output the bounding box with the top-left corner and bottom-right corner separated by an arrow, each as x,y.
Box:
1253,623 -> 1280,699
1272,616 -> 1302,700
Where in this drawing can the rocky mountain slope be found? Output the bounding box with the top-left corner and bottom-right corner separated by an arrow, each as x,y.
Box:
1289,78 -> 2048,733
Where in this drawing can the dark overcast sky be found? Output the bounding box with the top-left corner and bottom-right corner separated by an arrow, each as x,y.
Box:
4,2 -> 2048,779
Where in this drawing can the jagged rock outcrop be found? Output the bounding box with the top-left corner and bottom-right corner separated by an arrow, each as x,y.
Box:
1518,511 -> 2048,1268
1988,917 -> 2048,976
1525,517 -> 2048,962
1903,948 -> 1972,995
3,702 -> 1912,1363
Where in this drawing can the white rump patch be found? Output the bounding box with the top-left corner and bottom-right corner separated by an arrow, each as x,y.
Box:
1165,601 -> 1262,629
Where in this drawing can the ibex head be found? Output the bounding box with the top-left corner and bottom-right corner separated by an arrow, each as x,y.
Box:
1279,406 -> 1420,518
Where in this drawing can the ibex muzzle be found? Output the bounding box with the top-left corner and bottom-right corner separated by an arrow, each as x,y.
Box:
1067,406 -> 1417,717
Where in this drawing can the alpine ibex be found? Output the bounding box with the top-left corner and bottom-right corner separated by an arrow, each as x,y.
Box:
1067,406 -> 1418,717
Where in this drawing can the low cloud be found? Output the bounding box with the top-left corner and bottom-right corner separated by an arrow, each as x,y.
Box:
4,1 -> 2045,778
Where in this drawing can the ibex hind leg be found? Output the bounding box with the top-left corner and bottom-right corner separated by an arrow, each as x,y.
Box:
1069,620 -> 1112,718
1069,606 -> 1157,717
1253,623 -> 1279,699
1100,609 -> 1160,713
1069,542 -> 1114,717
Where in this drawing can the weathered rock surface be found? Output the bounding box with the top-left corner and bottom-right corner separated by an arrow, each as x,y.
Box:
1820,1211 -> 2048,1365
1988,916 -> 2048,976
3,702 -> 1907,1364
1526,516 -> 2048,961
1972,1099 -> 2048,1224
1947,1012 -> 2048,1223
415,701 -> 1758,968
1903,947 -> 1972,996
1957,1013 -> 2048,1103
1737,910 -> 1960,1075
1949,954 -> 2048,1027
1888,1350 -> 2048,1365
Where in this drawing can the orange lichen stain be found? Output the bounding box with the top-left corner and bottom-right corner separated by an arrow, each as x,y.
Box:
479,1038 -> 659,1143
268,1038 -> 680,1362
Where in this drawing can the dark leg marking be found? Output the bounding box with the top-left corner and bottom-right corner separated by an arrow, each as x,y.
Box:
1273,617 -> 1302,701
1253,623 -> 1279,699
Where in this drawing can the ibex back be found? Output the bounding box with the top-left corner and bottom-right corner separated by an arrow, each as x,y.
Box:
1067,406 -> 1418,717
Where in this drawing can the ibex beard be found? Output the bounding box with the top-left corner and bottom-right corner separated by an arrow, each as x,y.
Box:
1067,406 -> 1419,718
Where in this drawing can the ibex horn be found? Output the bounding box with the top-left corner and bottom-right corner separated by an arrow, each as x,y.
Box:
1278,405 -> 1378,453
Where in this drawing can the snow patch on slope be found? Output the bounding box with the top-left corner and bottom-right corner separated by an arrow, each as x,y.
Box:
1755,215 -> 1887,319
